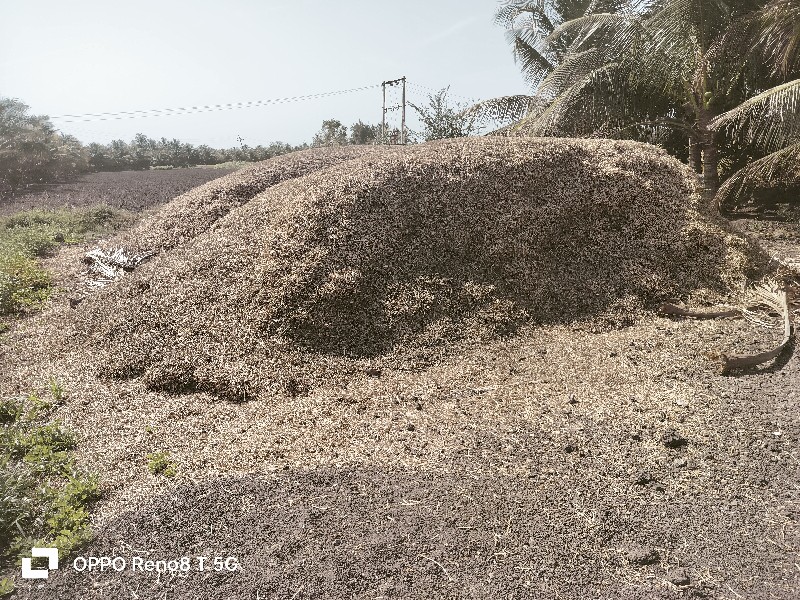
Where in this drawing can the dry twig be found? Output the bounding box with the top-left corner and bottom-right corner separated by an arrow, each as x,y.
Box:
659,303 -> 741,319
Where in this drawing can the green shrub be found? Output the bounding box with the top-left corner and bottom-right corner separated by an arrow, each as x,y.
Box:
10,423 -> 76,458
0,206 -> 132,317
0,251 -> 51,315
0,399 -> 23,424
0,576 -> 13,597
2,206 -> 132,249
0,226 -> 61,257
0,467 -> 37,551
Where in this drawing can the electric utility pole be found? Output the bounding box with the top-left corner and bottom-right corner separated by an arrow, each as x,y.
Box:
381,76 -> 406,145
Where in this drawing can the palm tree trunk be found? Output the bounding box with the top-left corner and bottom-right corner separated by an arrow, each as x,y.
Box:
702,137 -> 719,193
697,110 -> 719,194
689,138 -> 703,173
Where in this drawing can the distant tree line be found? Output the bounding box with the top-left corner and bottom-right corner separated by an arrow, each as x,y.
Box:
1,90 -> 480,193
311,119 -> 383,147
85,135 -> 306,172
0,97 -> 310,193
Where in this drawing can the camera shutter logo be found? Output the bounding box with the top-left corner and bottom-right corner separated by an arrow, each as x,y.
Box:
21,548 -> 59,579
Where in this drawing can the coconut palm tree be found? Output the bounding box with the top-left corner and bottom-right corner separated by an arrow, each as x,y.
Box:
475,1 -> 791,195
467,1 -> 632,128
710,0 -> 800,210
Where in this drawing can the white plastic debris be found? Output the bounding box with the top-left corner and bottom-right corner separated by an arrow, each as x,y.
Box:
83,247 -> 154,287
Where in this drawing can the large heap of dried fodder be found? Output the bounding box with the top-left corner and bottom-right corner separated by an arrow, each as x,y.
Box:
79,138 -> 766,400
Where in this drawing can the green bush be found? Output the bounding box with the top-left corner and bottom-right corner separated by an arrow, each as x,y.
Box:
0,393 -> 100,562
0,399 -> 22,424
0,576 -> 13,597
0,251 -> 51,315
0,206 -> 132,318
2,206 -> 132,246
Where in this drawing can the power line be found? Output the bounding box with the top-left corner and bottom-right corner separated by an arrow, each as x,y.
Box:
51,84 -> 382,123
48,80 -> 479,126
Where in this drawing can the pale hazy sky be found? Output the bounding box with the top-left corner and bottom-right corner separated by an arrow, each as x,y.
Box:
0,0 -> 530,148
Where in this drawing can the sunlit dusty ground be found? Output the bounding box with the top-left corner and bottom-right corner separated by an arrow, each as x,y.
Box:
3,287 -> 799,599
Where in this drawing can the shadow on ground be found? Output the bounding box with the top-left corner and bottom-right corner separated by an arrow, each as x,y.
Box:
17,448 -> 799,600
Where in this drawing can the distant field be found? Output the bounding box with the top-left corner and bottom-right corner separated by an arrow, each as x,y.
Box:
0,167 -> 238,216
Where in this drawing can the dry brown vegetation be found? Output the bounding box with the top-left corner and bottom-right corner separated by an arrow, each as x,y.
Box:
80,138 -> 766,401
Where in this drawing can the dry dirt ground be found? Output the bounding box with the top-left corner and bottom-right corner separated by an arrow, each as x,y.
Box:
4,254 -> 800,600
2,175 -> 799,599
0,168 -> 237,216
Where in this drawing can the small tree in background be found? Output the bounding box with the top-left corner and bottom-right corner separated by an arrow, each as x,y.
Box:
409,87 -> 480,142
349,120 -> 381,145
130,133 -> 155,170
312,119 -> 348,147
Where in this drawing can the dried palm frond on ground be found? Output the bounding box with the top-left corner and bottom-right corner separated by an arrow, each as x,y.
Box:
663,278 -> 795,373
720,279 -> 794,373
72,137 -> 769,400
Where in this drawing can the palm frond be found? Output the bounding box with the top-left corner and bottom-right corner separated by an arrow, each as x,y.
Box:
646,0 -> 732,53
640,2 -> 701,74
588,0 -> 636,14
461,95 -> 548,125
495,1 -> 547,28
715,141 -> 800,210
544,13 -> 635,51
518,61 -> 623,136
756,0 -> 800,77
710,78 -> 800,151
536,48 -> 604,99
506,23 -> 557,85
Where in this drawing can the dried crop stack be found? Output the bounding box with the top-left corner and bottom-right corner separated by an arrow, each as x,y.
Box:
80,137 -> 766,400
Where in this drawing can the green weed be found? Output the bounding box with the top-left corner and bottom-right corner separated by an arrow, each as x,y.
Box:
0,399 -> 22,425
0,393 -> 100,564
48,377 -> 65,404
0,251 -> 51,315
147,451 -> 177,477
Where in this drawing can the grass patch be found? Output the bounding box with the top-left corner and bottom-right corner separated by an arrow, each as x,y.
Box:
146,451 -> 177,477
0,206 -> 132,319
0,389 -> 100,568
